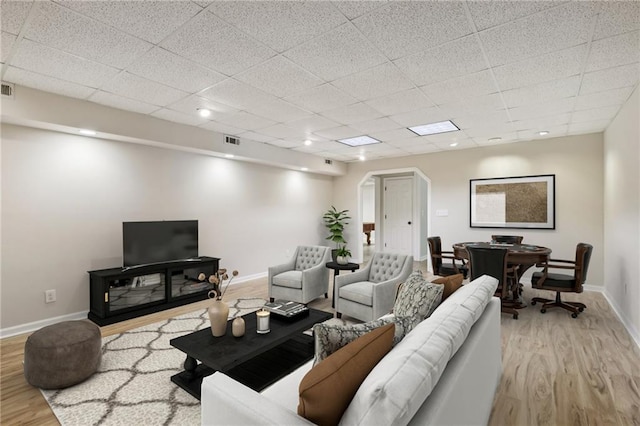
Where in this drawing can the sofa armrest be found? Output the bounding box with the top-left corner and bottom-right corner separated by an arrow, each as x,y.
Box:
202,372 -> 314,426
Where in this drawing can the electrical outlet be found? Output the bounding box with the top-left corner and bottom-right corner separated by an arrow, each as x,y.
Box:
45,289 -> 56,303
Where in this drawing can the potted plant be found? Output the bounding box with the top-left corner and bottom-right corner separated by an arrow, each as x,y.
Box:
323,206 -> 350,262
336,245 -> 352,265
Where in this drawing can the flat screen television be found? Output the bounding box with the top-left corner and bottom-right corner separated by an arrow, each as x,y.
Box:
123,220 -> 198,267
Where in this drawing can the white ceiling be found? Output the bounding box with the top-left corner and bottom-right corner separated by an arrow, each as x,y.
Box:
1,1 -> 638,162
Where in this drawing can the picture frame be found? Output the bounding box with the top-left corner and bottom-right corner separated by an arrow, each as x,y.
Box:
470,174 -> 555,229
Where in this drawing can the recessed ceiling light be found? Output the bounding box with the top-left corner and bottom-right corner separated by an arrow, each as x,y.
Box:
197,108 -> 211,118
79,129 -> 96,136
449,142 -> 458,147
304,139 -> 312,146
408,120 -> 459,136
488,137 -> 502,142
301,167 -> 308,171
359,155 -> 366,161
225,154 -> 234,158
538,130 -> 549,136
337,135 -> 381,147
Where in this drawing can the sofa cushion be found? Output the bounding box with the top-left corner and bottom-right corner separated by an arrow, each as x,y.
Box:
393,270 -> 443,329
272,270 -> 302,289
341,275 -> 498,426
313,316 -> 413,364
339,282 -> 373,306
431,273 -> 464,301
298,323 -> 394,426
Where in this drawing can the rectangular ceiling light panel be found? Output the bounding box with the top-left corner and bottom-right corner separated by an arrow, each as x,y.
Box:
337,135 -> 381,147
409,120 -> 460,136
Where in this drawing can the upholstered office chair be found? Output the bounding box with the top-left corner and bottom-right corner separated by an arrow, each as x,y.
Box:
335,252 -> 413,322
268,246 -> 331,304
491,235 -> 524,244
530,243 -> 593,318
428,236 -> 468,278
467,246 -> 519,319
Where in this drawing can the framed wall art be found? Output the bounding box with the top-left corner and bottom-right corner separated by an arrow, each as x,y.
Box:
470,174 -> 555,229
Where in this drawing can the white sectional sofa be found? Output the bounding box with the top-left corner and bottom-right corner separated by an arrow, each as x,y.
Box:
201,275 -> 501,426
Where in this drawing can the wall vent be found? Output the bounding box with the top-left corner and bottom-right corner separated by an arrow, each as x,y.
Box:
224,135 -> 240,145
324,159 -> 333,165
1,82 -> 15,99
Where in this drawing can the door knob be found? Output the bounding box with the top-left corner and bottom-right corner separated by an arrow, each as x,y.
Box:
408,221 -> 412,225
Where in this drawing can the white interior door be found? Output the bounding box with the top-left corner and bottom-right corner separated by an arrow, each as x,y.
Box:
383,177 -> 413,254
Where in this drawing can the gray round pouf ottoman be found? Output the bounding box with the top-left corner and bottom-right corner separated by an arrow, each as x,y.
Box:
24,320 -> 102,389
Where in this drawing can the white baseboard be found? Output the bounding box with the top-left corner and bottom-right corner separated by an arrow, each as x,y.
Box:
601,289 -> 640,351
0,310 -> 88,339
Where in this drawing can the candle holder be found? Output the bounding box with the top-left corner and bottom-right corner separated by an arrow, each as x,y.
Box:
256,308 -> 270,334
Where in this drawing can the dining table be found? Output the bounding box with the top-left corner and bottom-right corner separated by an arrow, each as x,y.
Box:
452,242 -> 552,308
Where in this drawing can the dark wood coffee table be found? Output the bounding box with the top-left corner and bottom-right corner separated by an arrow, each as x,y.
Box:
170,308 -> 332,399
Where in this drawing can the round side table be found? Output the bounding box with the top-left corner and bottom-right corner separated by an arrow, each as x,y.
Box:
325,261 -> 360,308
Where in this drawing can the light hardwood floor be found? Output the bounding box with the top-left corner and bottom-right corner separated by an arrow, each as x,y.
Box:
1,267 -> 639,425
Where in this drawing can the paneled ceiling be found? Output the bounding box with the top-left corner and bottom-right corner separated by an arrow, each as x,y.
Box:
1,1 -> 638,162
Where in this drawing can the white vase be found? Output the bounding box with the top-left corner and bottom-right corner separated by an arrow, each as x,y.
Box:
337,256 -> 348,265
232,317 -> 245,337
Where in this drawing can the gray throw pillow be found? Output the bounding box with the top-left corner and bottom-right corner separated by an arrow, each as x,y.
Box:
394,270 -> 443,330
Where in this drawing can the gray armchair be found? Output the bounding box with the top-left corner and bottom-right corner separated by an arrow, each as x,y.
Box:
268,246 -> 332,304
335,252 -> 414,322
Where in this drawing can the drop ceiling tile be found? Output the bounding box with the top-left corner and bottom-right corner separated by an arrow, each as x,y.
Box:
474,133 -> 520,146
199,79 -> 276,110
160,11 -> 276,76
126,47 -> 226,93
237,131 -> 276,144
440,93 -> 505,116
331,62 -> 414,101
248,98 -> 312,123
313,125 -> 363,140
284,84 -> 357,113
25,1 -> 152,69
431,138 -> 477,150
234,56 -> 323,98
501,76 -> 581,108
424,132 -> 468,144
463,123 -> 516,138
207,1 -> 347,53
265,139 -> 299,149
400,143 -> 441,154
385,136 -> 424,148
89,90 -> 159,114
320,102 -> 383,125
389,106 -> 458,128
467,1 -> 562,31
284,23 -> 387,81
571,105 -> 620,124
151,108 -> 209,127
580,63 -> 640,95
292,144 -> 327,154
1,0 -> 33,35
332,1 -> 388,20
453,109 -> 512,129
393,35 -> 487,87
511,113 -> 571,132
493,44 -> 588,91
568,119 -> 611,134
10,39 -> 120,87
594,2 -> 640,40
420,70 -> 498,105
1,32 -> 17,63
361,142 -> 406,153
318,151 -> 353,161
4,66 -> 95,99
574,86 -> 634,111
199,120 -> 244,135
365,88 -> 434,116
586,31 -> 640,72
166,95 -> 239,119
216,111 -> 277,131
283,115 -> 341,133
517,125 -> 568,140
370,128 -> 417,143
101,72 -> 189,107
259,124 -> 308,139
351,117 -> 403,134
508,97 -> 575,121
56,0 -> 203,44
480,2 -> 597,67
353,2 -> 472,60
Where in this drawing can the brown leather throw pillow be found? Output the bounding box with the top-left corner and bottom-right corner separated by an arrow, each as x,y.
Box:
432,273 -> 464,301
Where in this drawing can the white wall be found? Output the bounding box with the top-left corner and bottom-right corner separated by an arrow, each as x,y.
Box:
604,86 -> 640,342
1,124 -> 333,329
333,133 -> 605,286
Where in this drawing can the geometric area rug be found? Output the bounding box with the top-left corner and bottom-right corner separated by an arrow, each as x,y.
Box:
41,298 -> 267,426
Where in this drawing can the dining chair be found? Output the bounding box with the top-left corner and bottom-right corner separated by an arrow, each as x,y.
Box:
530,243 -> 593,318
491,235 -> 524,244
467,246 -> 519,319
427,236 -> 468,278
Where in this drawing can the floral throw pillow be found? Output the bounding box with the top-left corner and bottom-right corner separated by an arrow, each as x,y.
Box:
393,270 -> 443,330
313,316 -> 414,365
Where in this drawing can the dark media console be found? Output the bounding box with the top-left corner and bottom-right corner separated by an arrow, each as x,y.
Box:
88,256 -> 220,326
